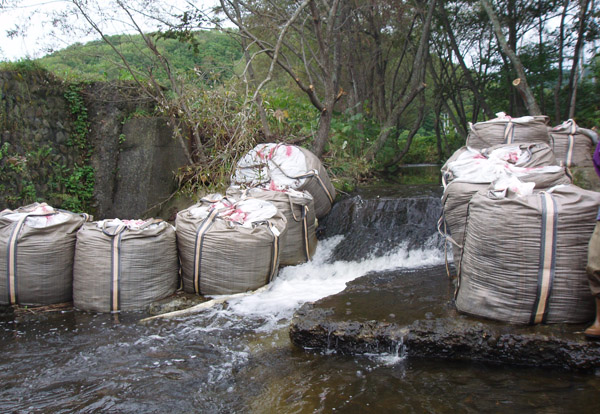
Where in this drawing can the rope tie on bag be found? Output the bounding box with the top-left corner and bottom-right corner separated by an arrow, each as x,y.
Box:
270,157 -> 334,205
436,214 -> 455,279
565,120 -> 577,167
5,211 -> 69,305
287,195 -> 312,262
193,209 -> 219,295
530,192 -> 558,324
266,222 -> 281,283
503,119 -> 515,144
453,200 -> 475,300
301,205 -> 311,261
104,219 -> 165,312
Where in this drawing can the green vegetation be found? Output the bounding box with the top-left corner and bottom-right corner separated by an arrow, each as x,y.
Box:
0,59 -> 49,75
0,71 -> 95,212
36,30 -> 242,84
3,0 -> 599,199
55,84 -> 95,213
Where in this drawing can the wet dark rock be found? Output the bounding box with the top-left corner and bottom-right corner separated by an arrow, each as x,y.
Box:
318,185 -> 444,261
289,265 -> 600,371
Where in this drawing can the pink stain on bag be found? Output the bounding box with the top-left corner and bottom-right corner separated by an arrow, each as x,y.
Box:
269,180 -> 285,192
223,208 -> 247,224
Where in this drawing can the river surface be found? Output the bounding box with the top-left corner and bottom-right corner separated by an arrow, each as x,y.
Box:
1,185 -> 600,413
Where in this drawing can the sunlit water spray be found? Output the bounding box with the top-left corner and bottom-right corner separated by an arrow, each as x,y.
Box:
179,234 -> 446,333
161,234 -> 445,394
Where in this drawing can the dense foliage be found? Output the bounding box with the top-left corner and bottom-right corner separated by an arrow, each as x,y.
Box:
37,30 -> 242,85
2,0 -> 599,194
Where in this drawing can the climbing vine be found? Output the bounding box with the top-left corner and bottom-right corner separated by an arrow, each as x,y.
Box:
57,83 -> 95,213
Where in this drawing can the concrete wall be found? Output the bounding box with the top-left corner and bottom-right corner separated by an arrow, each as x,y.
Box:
111,117 -> 188,219
0,69 -> 189,219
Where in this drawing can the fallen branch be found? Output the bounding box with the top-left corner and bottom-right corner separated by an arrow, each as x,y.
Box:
139,284 -> 271,323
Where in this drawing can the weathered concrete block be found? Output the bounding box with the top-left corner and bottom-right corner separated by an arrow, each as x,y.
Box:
289,265 -> 600,371
111,117 -> 187,219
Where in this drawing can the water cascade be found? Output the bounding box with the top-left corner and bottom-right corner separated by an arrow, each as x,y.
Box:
1,184 -> 599,413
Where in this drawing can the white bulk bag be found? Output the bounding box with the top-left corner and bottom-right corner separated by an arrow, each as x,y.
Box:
231,143 -> 336,218
0,203 -> 88,306
73,218 -> 178,312
176,195 -> 288,295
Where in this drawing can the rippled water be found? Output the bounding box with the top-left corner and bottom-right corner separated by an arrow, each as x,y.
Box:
1,235 -> 599,413
2,185 -> 600,413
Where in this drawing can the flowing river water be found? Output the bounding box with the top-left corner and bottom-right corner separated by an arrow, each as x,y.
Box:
1,184 -> 600,413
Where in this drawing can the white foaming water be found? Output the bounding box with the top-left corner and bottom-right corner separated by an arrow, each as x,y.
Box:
223,235 -> 445,330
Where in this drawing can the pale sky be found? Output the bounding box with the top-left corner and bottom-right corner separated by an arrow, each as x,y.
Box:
0,0 -> 219,61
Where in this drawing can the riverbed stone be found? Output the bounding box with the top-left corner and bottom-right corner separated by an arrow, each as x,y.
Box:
289,265 -> 600,371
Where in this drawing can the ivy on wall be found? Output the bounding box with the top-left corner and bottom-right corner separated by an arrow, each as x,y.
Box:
0,67 -> 95,213
57,83 -> 95,213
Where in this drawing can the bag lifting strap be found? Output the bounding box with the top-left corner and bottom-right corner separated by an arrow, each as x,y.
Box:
301,205 -> 311,261
565,120 -> 577,167
266,222 -> 281,283
6,215 -> 28,305
193,210 -> 219,295
288,195 -> 312,262
503,120 -> 515,144
530,192 -> 558,325
102,223 -> 127,313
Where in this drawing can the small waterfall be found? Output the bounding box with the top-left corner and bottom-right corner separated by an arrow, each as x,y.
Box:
224,185 -> 446,329
318,185 -> 444,261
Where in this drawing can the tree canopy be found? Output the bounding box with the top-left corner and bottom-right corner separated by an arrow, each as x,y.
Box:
1,0 -> 599,190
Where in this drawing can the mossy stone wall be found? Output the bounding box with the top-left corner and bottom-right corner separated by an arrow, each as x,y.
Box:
0,69 -> 187,219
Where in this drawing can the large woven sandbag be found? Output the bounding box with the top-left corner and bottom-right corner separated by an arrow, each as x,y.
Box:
466,113 -> 550,149
0,203 -> 88,306
176,196 -> 288,295
227,186 -> 317,266
456,185 -> 600,324
441,142 -> 560,185
441,144 -> 571,268
73,219 -> 178,313
231,143 -> 336,218
441,181 -> 488,266
549,119 -> 598,167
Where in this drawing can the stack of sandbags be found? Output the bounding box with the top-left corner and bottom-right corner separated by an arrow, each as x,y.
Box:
73,218 -> 178,313
176,195 -> 287,295
227,186 -> 317,266
456,185 -> 599,324
466,112 -> 550,149
0,203 -> 88,306
441,143 -> 571,267
231,143 -> 336,218
549,119 -> 598,168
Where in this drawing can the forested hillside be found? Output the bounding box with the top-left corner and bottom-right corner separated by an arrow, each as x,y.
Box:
2,0 -> 599,193
36,30 -> 242,84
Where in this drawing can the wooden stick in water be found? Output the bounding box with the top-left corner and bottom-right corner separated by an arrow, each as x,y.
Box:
139,284 -> 271,323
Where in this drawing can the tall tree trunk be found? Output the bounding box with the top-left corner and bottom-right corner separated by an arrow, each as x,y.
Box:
566,0 -> 591,119
481,0 -> 541,115
505,0 -> 525,115
313,108 -> 333,157
438,3 -> 494,119
537,8 -> 546,115
231,1 -> 272,140
366,0 -> 436,161
554,0 -> 569,122
428,55 -> 468,139
384,93 -> 427,167
434,100 -> 444,160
